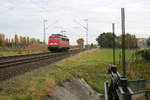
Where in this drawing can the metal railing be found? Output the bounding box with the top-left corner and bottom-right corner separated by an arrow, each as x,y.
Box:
104,65 -> 150,100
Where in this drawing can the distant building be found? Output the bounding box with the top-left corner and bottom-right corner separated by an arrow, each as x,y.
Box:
137,38 -> 147,49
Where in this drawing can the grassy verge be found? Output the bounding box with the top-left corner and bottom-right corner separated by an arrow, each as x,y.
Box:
127,60 -> 150,89
0,47 -> 82,56
0,49 -> 139,100
0,48 -> 48,56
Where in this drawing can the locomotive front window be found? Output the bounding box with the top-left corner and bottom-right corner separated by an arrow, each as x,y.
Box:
55,37 -> 60,40
61,38 -> 65,41
49,37 -> 53,40
61,38 -> 69,41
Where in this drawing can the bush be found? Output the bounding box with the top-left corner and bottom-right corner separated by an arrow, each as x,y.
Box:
138,49 -> 150,60
147,37 -> 150,47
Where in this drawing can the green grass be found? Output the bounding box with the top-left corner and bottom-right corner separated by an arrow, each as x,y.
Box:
0,49 -> 140,100
0,48 -> 48,56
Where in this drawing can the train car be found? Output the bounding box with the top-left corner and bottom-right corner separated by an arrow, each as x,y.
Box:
48,34 -> 70,51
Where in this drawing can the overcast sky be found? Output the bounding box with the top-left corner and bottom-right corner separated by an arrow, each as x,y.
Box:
0,0 -> 150,45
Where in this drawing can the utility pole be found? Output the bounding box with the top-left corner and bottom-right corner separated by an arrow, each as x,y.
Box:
121,8 -> 126,78
43,19 -> 47,44
112,23 -> 115,65
43,20 -> 58,44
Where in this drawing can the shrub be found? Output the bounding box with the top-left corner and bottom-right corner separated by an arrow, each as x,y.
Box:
138,49 -> 150,60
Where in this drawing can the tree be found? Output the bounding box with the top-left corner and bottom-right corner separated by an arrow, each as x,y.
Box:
147,37 -> 150,47
0,33 -> 42,48
36,39 -> 40,43
0,34 -> 2,46
14,34 -> 19,47
20,36 -> 27,48
0,34 -> 5,46
14,34 -> 19,44
90,43 -> 94,48
96,32 -> 137,49
125,33 -> 137,48
11,38 -> 14,48
118,33 -> 137,49
5,38 -> 9,47
96,32 -> 114,48
2,40 -> 6,47
76,38 -> 84,48
27,37 -> 30,45
30,38 -> 36,44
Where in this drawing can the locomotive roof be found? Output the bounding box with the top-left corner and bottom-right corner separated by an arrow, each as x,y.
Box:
51,34 -> 63,36
50,34 -> 67,38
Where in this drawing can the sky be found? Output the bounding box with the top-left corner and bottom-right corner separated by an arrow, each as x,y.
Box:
0,0 -> 150,45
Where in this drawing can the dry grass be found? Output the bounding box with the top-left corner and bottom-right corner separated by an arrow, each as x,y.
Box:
0,46 -> 49,56
24,43 -> 47,51
0,49 -> 139,100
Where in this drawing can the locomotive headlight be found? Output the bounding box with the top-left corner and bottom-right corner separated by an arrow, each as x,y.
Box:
50,43 -> 57,45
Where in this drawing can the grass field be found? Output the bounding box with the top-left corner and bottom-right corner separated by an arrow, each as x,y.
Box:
0,48 -> 148,100
0,47 -> 79,56
0,48 -> 49,56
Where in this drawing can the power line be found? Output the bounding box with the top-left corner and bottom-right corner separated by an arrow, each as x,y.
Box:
43,20 -> 58,44
74,19 -> 89,47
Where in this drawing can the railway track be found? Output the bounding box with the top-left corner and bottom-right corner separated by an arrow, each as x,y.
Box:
0,49 -> 87,81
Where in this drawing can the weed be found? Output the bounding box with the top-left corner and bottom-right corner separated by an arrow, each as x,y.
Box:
0,49 -> 144,100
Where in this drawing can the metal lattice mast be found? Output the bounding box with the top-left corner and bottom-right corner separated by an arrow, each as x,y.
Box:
43,19 -> 47,44
86,19 -> 88,47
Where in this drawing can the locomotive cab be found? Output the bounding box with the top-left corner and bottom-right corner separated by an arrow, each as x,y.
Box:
48,34 -> 69,51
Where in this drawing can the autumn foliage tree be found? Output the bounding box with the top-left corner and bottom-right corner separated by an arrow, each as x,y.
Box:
27,37 -> 30,45
0,33 -> 41,48
126,33 -> 137,48
0,34 -> 5,47
5,38 -> 10,47
118,33 -> 137,49
76,38 -> 84,48
14,34 -> 19,47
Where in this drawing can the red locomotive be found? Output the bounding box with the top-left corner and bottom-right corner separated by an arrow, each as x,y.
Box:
48,34 -> 70,51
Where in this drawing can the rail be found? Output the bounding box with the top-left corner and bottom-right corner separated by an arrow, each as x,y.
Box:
0,49 -> 87,81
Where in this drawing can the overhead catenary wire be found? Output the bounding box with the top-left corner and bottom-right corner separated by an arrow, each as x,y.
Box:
74,19 -> 89,47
